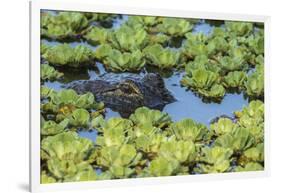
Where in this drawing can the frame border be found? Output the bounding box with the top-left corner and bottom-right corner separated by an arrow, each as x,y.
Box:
30,1 -> 271,192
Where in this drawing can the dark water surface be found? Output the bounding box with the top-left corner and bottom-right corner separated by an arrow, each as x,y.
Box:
42,15 -> 249,142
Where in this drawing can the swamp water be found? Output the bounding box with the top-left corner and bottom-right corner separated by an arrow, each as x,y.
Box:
42,16 -> 249,142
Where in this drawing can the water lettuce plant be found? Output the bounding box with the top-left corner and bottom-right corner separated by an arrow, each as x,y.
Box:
126,16 -> 160,30
109,25 -> 148,52
41,12 -> 89,40
41,132 -> 96,182
41,64 -> 63,81
143,44 -> 180,69
223,71 -> 247,89
44,89 -> 104,111
42,43 -> 95,67
214,127 -> 255,153
235,100 -> 264,142
168,118 -> 209,142
84,27 -> 111,45
129,107 -> 171,128
104,49 -> 146,72
157,18 -> 193,37
96,144 -> 142,178
210,117 -> 237,136
41,118 -> 69,136
181,68 -> 226,99
245,65 -> 264,98
198,146 -> 233,173
225,21 -> 254,37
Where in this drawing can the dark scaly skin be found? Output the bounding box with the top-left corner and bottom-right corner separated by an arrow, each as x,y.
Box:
67,73 -> 176,117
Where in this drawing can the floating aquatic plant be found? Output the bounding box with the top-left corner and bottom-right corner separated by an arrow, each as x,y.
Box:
157,18 -> 193,37
41,118 -> 69,136
104,49 -> 145,72
41,132 -> 96,181
129,107 -> 171,128
245,65 -> 264,98
41,64 -> 63,81
169,118 -> 209,142
84,27 -> 111,45
198,146 -> 233,173
210,117 -> 237,136
143,44 -> 180,69
225,21 -> 254,37
42,43 -> 95,67
41,12 -> 89,40
96,144 -> 142,178
181,68 -> 225,99
223,71 -> 247,89
109,25 -> 149,52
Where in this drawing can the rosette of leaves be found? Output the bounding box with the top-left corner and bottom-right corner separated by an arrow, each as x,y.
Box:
104,49 -> 146,72
147,157 -> 177,177
126,16 -> 160,30
42,43 -> 95,67
246,33 -> 264,56
214,127 -> 255,153
181,68 -> 226,99
41,118 -> 69,136
148,33 -> 170,46
47,89 -> 104,111
143,44 -> 180,69
245,65 -> 264,98
168,118 -> 209,142
157,18 -> 193,37
217,47 -> 249,73
83,13 -> 118,27
41,12 -> 89,41
94,44 -> 113,61
83,27 -> 111,45
207,36 -> 229,55
235,100 -> 264,142
223,71 -> 247,89
198,146 -> 233,173
210,117 -> 237,136
41,170 -> 57,184
134,133 -> 167,157
96,144 -> 142,178
182,33 -> 212,58
41,132 -> 97,181
41,64 -> 63,81
238,143 -> 264,167
225,21 -> 254,37
159,138 -> 196,164
109,25 -> 149,52
129,107 -> 171,128
184,55 -> 221,75
64,108 -> 90,127
95,117 -> 133,147
235,162 -> 263,172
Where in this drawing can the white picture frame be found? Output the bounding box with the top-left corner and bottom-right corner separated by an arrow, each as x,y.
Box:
30,0 -> 271,192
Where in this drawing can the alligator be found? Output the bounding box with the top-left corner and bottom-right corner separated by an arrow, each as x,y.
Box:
67,73 -> 176,117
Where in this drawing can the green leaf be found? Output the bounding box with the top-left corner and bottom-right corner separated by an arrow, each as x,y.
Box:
144,44 -> 180,69
157,18 -> 193,37
41,64 -> 64,81
105,49 -> 145,72
169,118 -> 209,142
42,43 -> 95,67
129,107 -> 171,128
210,118 -> 236,136
41,12 -> 89,40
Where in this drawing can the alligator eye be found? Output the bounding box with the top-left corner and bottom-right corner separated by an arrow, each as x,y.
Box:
119,81 -> 140,95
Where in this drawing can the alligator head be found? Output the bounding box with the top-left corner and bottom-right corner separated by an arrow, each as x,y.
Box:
67,73 -> 176,117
